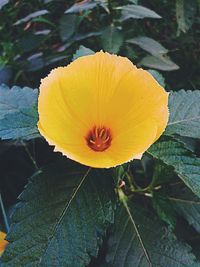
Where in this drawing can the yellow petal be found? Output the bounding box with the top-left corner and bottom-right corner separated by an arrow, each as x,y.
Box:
0,232 -> 8,256
38,52 -> 169,168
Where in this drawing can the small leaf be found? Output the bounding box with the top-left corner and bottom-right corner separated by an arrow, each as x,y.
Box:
74,31 -> 101,42
148,140 -> 200,198
27,52 -> 44,72
166,90 -> 200,139
127,36 -> 168,56
44,54 -> 68,66
106,202 -> 195,266
14,10 -> 49,26
73,45 -> 95,61
65,0 -> 109,14
101,25 -> 123,54
139,55 -> 179,71
34,30 -> 51,35
118,5 -> 161,21
148,69 -> 165,87
0,0 -> 9,10
0,84 -> 39,140
176,0 -> 197,35
1,160 -> 115,266
65,1 -> 98,13
59,14 -> 81,42
129,0 -> 138,3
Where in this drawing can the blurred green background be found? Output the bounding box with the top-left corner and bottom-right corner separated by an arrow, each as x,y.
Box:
0,0 -> 199,90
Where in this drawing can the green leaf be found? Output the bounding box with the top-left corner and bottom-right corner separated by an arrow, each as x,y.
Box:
106,202 -> 195,266
17,33 -> 48,53
59,14 -> 81,42
187,263 -> 200,267
14,10 -> 49,26
148,69 -> 165,87
101,25 -> 123,54
0,84 -> 39,140
73,45 -> 95,61
170,187 -> 200,233
127,36 -> 168,56
118,5 -> 161,21
151,161 -> 177,186
152,192 -> 176,229
176,0 -> 197,35
1,160 -> 115,266
174,136 -> 196,152
65,0 -> 108,14
74,31 -> 101,42
0,0 -> 9,10
139,55 -> 179,71
148,140 -> 200,198
166,90 -> 200,139
65,1 -> 97,13
128,0 -> 138,3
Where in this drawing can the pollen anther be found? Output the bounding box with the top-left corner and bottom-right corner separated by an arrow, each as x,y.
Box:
86,126 -> 112,152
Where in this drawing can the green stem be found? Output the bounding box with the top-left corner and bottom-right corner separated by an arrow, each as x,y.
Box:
0,192 -> 9,232
125,172 -> 137,190
148,172 -> 158,190
108,0 -> 113,16
129,181 -> 161,194
21,141 -> 39,171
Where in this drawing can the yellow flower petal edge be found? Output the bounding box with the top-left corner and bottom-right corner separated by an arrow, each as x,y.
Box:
38,51 -> 169,168
0,232 -> 8,256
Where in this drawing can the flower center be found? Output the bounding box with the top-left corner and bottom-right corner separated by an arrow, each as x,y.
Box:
86,126 -> 112,152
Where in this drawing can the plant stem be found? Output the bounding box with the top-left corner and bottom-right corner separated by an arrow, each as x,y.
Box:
125,172 -> 137,190
147,172 -> 158,190
21,141 -> 39,171
0,192 -> 9,232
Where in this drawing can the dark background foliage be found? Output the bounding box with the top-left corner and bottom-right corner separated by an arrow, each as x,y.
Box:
0,0 -> 199,90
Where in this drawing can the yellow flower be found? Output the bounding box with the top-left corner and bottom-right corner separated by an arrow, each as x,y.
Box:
0,231 -> 8,256
38,52 -> 168,168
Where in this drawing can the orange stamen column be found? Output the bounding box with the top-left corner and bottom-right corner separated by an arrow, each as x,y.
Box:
86,126 -> 112,152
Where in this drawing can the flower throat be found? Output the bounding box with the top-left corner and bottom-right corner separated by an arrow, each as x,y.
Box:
86,126 -> 112,152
